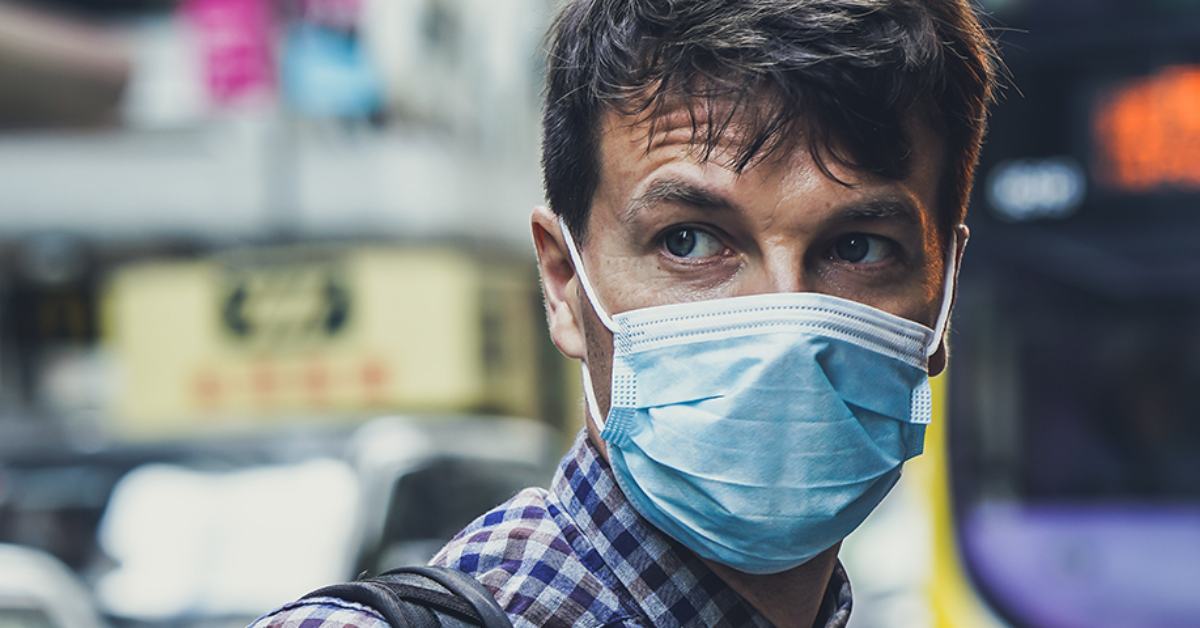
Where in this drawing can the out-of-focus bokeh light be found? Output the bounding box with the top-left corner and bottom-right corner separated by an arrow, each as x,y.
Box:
94,459 -> 359,618
1092,65 -> 1200,193
986,157 -> 1086,222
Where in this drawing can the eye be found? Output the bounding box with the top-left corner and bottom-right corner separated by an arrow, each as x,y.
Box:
831,233 -> 894,264
662,227 -> 725,259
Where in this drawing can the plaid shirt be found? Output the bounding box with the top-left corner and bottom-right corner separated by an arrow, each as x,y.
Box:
248,431 -> 852,628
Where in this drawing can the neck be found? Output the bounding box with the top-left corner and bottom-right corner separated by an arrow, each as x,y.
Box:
702,545 -> 840,628
585,424 -> 838,627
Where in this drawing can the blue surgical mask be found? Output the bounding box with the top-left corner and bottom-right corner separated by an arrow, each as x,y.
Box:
561,219 -> 958,575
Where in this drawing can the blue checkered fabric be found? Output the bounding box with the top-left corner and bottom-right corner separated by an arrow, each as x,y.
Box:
248,430 -> 852,628
248,596 -> 389,628
430,430 -> 852,628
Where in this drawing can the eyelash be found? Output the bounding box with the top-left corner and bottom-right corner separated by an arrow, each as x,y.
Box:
831,233 -> 894,263
653,225 -> 906,275
657,225 -> 729,260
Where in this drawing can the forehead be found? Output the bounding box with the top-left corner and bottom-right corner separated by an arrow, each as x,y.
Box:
599,98 -> 767,173
590,100 -> 947,232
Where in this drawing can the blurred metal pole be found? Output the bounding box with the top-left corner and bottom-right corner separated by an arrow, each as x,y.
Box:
266,112 -> 302,241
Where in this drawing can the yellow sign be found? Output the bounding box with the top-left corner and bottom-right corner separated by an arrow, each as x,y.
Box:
104,246 -> 544,438
219,259 -> 352,350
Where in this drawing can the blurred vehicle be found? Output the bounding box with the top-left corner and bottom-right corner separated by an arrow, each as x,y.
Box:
0,543 -> 108,628
905,2 -> 1200,628
347,415 -> 560,577
0,415 -> 560,628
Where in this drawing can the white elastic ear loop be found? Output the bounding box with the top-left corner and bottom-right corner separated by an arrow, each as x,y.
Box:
926,230 -> 963,358
579,362 -> 608,433
559,218 -> 618,333
558,218 -> 616,432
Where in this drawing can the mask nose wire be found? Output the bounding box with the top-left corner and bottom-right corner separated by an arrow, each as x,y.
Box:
927,231 -> 962,358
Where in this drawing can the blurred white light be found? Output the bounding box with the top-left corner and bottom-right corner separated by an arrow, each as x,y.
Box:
96,459 -> 360,619
987,157 -> 1086,222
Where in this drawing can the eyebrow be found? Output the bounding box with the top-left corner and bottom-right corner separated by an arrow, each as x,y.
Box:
621,179 -> 735,225
621,178 -> 926,228
833,198 -> 924,226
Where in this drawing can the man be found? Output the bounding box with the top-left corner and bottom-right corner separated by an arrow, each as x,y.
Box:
250,1 -> 996,626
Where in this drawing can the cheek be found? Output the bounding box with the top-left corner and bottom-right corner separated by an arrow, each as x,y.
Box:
583,311 -> 613,362
924,248 -> 955,326
593,254 -> 662,311
914,278 -> 948,331
860,279 -> 943,330
580,298 -> 615,405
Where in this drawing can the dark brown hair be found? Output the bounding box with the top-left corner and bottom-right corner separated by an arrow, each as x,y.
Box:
541,0 -> 999,241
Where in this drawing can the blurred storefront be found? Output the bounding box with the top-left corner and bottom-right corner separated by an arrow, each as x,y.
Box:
0,0 -> 570,437
105,245 -> 552,437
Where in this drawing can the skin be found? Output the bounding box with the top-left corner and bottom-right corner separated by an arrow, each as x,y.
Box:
533,103 -> 968,628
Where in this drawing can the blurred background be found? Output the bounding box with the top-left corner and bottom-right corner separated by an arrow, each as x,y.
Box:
0,0 -> 573,627
0,1 -> 1197,628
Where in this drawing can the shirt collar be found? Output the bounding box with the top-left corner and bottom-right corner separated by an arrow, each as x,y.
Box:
551,430 -> 852,628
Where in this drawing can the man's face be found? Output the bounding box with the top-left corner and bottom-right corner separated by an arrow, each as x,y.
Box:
533,102 -> 963,432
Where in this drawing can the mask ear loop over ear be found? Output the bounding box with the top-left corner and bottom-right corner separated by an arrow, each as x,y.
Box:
559,218 -> 617,432
926,230 -> 964,358
559,218 -> 618,333
580,361 -> 608,433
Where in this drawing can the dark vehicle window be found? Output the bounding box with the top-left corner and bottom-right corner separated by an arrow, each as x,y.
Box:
953,225 -> 1200,503
950,223 -> 1200,628
362,457 -> 548,572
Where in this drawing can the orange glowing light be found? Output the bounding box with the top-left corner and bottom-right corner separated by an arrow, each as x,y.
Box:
1092,65 -> 1200,192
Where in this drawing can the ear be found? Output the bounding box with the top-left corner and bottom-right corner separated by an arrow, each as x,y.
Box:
532,206 -> 587,360
929,224 -> 969,377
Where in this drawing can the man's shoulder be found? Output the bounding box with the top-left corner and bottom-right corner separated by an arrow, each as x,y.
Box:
433,486 -> 569,570
431,486 -> 642,628
246,596 -> 388,628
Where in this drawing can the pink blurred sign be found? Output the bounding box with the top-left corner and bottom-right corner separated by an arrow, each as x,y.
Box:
184,0 -> 276,108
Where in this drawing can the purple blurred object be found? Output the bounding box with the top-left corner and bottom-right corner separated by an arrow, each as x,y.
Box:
963,502 -> 1200,628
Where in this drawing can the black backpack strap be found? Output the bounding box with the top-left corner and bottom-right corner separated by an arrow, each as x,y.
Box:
300,566 -> 513,628
392,567 -> 513,628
